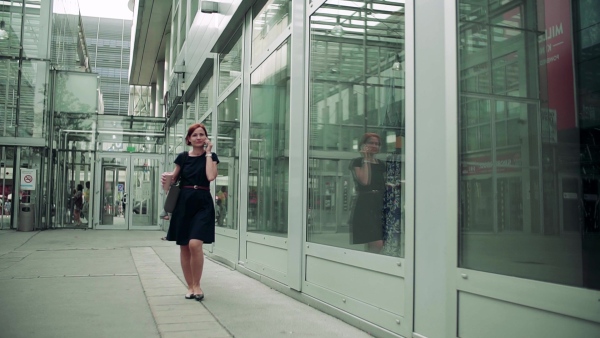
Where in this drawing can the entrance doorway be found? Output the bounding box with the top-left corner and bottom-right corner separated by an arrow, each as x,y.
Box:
0,146 -> 15,229
95,153 -> 164,229
560,175 -> 582,233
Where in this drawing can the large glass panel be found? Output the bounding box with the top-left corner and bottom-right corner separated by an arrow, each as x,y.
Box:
171,6 -> 179,63
251,0 -> 291,63
178,0 -> 187,51
0,147 -> 16,229
130,157 -> 160,227
247,39 -> 290,235
458,0 -> 600,290
217,87 -> 241,229
0,59 -> 19,137
187,91 -> 196,121
18,60 -> 49,138
1,2 -> 28,59
98,158 -> 127,227
175,111 -> 186,153
218,27 -> 243,94
198,75 -> 213,116
308,1 -> 406,257
130,86 -> 153,116
51,0 -> 84,70
202,112 -> 212,135
190,0 -> 199,23
23,0 -> 50,59
215,153 -> 234,228
95,116 -> 165,154
50,113 -> 95,228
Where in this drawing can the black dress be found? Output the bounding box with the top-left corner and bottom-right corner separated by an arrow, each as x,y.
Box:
167,152 -> 220,245
348,157 -> 386,244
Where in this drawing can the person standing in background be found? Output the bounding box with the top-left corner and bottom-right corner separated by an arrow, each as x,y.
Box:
73,184 -> 84,226
82,181 -> 90,222
216,186 -> 228,226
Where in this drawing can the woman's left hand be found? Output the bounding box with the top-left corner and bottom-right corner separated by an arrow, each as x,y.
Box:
205,139 -> 213,153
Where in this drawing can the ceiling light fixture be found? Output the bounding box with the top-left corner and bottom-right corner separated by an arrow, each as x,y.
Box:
331,16 -> 344,37
392,53 -> 402,71
201,1 -> 219,13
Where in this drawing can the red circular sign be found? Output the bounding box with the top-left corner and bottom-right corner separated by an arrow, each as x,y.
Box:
24,175 -> 33,183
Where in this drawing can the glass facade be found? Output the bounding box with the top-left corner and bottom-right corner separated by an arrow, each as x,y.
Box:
248,39 -> 290,235
217,86 -> 240,230
458,0 -> 600,290
307,0 -> 406,257
218,27 -> 243,95
198,75 -> 213,118
82,16 -> 132,116
251,0 -> 291,62
0,1 -> 51,138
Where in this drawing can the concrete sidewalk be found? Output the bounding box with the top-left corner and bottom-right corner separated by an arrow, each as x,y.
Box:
0,230 -> 372,338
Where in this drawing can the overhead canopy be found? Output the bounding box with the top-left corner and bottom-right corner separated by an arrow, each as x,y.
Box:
129,0 -> 171,85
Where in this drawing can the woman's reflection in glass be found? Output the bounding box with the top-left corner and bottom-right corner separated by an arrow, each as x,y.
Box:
348,133 -> 386,253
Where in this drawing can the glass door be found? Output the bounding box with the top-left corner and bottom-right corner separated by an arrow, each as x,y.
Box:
213,155 -> 239,261
95,154 -> 163,230
0,146 -> 15,229
129,156 -> 162,229
97,156 -> 128,229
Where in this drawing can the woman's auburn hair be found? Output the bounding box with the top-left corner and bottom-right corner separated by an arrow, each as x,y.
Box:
185,123 -> 208,145
360,132 -> 380,146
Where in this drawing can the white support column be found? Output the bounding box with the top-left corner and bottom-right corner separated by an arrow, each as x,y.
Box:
413,0 -> 458,337
150,83 -> 157,117
237,11 -> 253,267
156,61 -> 165,117
286,0 -> 307,291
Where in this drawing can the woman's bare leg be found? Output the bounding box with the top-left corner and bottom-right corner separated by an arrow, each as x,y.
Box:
180,245 -> 194,294
368,240 -> 384,253
188,239 -> 204,295
73,209 -> 81,225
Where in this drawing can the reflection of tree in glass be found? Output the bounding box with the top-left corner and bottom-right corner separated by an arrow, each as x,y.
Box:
54,73 -> 94,114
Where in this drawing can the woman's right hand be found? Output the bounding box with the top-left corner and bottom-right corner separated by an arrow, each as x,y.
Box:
161,172 -> 174,191
360,144 -> 372,159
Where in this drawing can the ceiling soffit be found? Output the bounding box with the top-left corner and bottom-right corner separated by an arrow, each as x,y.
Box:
130,0 -> 171,86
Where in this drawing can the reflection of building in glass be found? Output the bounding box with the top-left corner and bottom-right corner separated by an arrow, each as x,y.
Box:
458,0 -> 600,292
81,16 -> 132,115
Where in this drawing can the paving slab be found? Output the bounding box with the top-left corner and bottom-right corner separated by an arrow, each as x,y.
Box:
0,249 -> 136,278
131,245 -> 232,337
9,229 -> 171,251
0,230 -> 38,255
0,276 -> 159,338
0,230 -> 374,338
155,246 -> 373,338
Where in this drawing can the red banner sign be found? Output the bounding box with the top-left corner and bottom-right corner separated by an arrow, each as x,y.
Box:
543,0 -> 576,130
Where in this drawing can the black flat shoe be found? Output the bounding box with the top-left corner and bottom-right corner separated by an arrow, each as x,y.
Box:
194,293 -> 204,301
185,293 -> 195,300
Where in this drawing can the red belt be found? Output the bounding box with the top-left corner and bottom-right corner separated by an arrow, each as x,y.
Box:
182,185 -> 210,190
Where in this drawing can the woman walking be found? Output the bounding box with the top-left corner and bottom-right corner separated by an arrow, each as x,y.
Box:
162,123 -> 219,301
